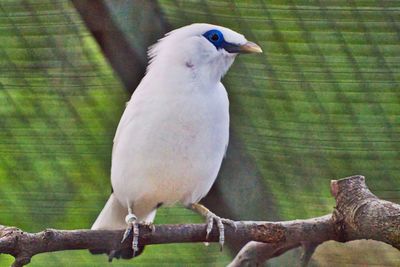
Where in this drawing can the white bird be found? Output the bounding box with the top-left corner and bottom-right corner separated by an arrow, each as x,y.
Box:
91,23 -> 262,259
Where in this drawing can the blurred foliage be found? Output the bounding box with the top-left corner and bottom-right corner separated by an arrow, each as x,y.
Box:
0,0 -> 399,266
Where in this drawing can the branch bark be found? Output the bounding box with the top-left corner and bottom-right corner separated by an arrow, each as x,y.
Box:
229,175 -> 400,266
0,175 -> 398,266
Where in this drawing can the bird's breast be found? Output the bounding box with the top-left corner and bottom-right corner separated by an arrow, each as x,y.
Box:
111,83 -> 229,210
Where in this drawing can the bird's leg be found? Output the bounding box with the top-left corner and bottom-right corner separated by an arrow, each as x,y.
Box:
190,203 -> 236,250
121,205 -> 140,257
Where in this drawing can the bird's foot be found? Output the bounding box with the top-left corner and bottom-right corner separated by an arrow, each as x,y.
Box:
205,210 -> 236,250
121,213 -> 140,257
190,203 -> 236,250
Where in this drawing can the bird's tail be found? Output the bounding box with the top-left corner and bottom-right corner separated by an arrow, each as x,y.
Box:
91,193 -> 127,230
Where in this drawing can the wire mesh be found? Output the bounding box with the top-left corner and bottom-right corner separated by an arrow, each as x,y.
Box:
0,0 -> 399,266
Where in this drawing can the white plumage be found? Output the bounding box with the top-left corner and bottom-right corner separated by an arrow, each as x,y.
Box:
91,23 -> 261,256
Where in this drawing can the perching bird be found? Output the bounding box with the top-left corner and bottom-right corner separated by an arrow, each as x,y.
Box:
91,23 -> 262,259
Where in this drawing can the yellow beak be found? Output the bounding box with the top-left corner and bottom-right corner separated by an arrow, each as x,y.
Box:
238,41 -> 263,54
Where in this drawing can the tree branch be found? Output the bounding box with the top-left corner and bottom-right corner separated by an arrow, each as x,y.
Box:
228,175 -> 400,266
0,175 -> 398,266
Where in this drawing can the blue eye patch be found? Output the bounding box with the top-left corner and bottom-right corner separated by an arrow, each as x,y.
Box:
202,29 -> 241,53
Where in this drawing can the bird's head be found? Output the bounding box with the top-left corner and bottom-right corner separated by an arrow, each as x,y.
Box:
147,23 -> 262,83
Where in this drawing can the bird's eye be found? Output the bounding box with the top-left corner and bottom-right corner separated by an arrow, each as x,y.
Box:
210,33 -> 219,42
203,29 -> 224,49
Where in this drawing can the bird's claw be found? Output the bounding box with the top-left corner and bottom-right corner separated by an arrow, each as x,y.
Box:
205,212 -> 236,250
222,218 -> 237,231
121,214 -> 140,257
132,222 -> 139,255
121,213 -> 136,243
121,224 -> 132,243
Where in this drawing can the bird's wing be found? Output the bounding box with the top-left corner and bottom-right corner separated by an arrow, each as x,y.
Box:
224,143 -> 228,158
219,82 -> 229,159
111,77 -> 153,158
111,99 -> 135,159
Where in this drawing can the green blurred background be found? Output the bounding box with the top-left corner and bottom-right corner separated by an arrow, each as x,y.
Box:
0,0 -> 399,266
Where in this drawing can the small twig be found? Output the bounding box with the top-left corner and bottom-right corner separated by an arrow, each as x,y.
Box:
299,242 -> 319,267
